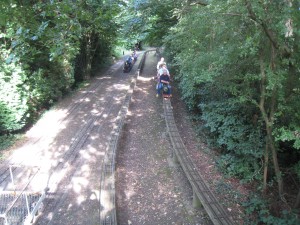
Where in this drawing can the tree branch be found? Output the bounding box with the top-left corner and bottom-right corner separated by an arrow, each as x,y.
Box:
244,0 -> 291,57
189,0 -> 208,6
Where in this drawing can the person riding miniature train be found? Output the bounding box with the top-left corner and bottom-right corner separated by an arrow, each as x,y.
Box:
156,57 -> 166,71
156,68 -> 171,98
133,51 -> 138,61
123,55 -> 134,72
157,64 -> 170,79
156,57 -> 170,82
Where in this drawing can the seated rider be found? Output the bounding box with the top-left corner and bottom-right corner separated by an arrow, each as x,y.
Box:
158,64 -> 170,78
156,57 -> 166,70
156,68 -> 171,97
133,51 -> 138,61
126,56 -> 132,65
156,58 -> 169,82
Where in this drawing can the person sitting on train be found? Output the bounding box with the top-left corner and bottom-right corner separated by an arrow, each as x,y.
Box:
156,68 -> 171,97
158,64 -> 170,77
133,51 -> 138,61
156,57 -> 166,70
126,56 -> 133,65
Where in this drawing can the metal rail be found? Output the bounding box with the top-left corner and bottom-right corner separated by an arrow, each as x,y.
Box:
163,98 -> 234,225
0,165 -> 48,225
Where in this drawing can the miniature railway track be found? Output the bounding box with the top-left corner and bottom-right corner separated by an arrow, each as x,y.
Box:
100,49 -> 234,225
163,98 -> 234,225
35,58 -> 141,225
0,55 -> 138,225
1,49 -> 234,225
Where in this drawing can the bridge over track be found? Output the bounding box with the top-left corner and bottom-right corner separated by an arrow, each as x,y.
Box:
163,98 -> 234,225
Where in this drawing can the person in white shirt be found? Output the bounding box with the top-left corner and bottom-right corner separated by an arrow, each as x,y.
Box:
156,57 -> 166,70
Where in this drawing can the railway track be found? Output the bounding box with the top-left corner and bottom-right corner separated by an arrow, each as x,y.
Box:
1,49 -> 234,225
100,49 -> 234,225
0,53 -> 141,225
163,98 -> 234,225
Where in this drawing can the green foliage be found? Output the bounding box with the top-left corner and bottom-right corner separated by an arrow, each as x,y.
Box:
0,134 -> 22,155
0,0 -> 121,134
28,66 -> 73,108
200,98 -> 263,181
274,82 -> 300,150
242,195 -> 300,225
159,1 -> 300,215
215,178 -> 244,205
0,62 -> 29,133
275,127 -> 300,150
119,0 -> 180,46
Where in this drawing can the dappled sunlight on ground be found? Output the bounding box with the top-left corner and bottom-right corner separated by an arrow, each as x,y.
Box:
72,176 -> 89,195
137,76 -> 153,82
0,56 -> 135,223
124,185 -> 136,200
26,109 -> 69,138
113,83 -> 130,90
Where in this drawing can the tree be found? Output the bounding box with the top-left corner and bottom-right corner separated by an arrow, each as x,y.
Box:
118,0 -> 180,46
0,0 -> 121,133
164,0 -> 300,204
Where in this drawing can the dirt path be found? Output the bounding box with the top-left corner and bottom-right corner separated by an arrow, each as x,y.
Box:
115,51 -> 211,225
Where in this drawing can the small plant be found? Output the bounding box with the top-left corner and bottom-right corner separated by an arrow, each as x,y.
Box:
0,134 -> 22,156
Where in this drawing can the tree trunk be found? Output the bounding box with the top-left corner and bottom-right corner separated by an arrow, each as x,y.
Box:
263,140 -> 269,195
267,127 -> 284,196
258,52 -> 284,197
84,34 -> 92,80
295,188 -> 300,208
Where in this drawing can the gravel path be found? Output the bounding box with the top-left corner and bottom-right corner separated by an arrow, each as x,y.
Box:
115,51 -> 211,225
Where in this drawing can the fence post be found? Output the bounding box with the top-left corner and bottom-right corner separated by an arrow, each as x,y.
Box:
192,189 -> 202,208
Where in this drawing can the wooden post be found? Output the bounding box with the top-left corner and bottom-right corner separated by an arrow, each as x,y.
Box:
192,189 -> 202,208
172,151 -> 179,164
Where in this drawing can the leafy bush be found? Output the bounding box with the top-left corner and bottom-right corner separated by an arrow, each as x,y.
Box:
0,63 -> 29,133
243,195 -> 300,225
0,47 -> 74,134
200,98 -> 264,182
0,134 -> 22,153
27,64 -> 73,110
0,0 -> 119,134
